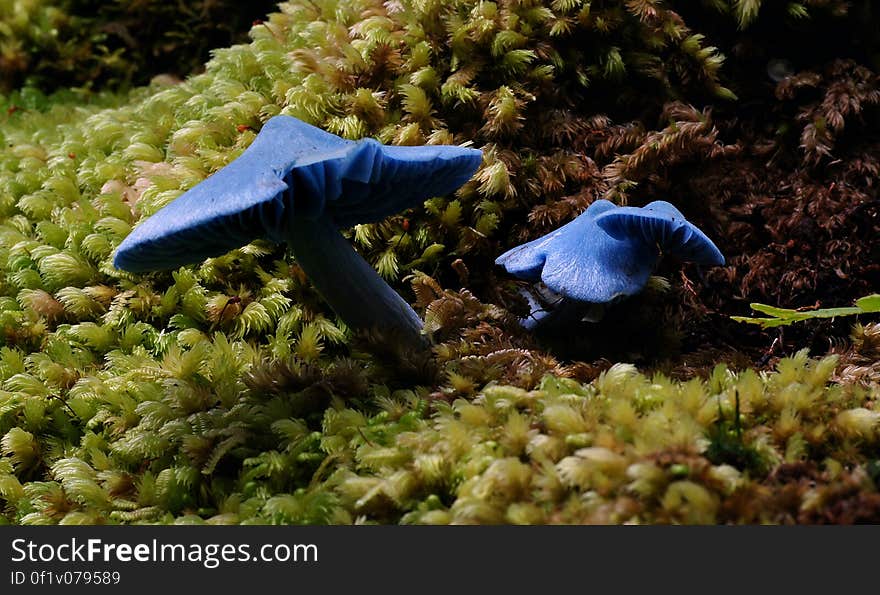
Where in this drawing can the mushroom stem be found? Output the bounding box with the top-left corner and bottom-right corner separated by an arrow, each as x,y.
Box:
518,286 -> 608,332
285,213 -> 427,350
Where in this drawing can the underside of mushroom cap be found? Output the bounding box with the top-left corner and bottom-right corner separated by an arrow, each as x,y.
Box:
495,199 -> 659,303
594,200 -> 725,266
317,140 -> 483,228
114,115 -> 482,273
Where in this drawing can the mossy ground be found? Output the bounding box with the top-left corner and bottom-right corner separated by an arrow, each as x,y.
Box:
0,0 -> 279,92
0,0 -> 879,524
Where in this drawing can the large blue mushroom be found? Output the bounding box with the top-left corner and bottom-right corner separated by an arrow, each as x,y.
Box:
495,199 -> 724,330
114,115 -> 482,348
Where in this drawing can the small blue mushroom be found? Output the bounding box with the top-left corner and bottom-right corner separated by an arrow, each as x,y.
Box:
114,115 -> 482,349
495,199 -> 724,330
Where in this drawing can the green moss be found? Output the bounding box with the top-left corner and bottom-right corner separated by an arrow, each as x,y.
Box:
3,348 -> 879,524
0,0 -> 278,93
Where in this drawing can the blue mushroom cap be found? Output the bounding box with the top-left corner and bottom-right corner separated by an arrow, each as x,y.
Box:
114,115 -> 482,273
594,200 -> 725,266
495,200 -> 659,303
495,199 -> 725,305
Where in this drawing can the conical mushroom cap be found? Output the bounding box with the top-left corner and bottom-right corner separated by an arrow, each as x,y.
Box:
594,200 -> 725,265
495,200 -> 660,303
114,116 -> 482,272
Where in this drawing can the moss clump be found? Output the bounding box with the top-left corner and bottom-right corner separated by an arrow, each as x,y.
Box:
0,0 -> 278,93
327,351 -> 880,525
4,348 -> 880,524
